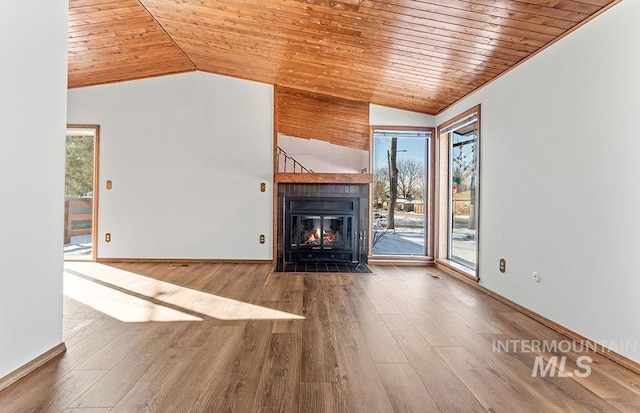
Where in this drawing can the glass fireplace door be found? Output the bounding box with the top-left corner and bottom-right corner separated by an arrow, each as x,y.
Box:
290,214 -> 352,250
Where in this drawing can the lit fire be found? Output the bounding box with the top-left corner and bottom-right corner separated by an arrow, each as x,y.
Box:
304,227 -> 338,244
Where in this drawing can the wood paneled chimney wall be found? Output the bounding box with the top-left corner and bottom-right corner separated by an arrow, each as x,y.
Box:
276,86 -> 370,151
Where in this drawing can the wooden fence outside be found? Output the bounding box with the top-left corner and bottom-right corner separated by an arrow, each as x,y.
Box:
64,197 -> 92,244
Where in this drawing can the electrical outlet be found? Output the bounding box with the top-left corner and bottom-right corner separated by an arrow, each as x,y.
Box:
499,258 -> 506,273
105,233 -> 111,243
259,234 -> 265,244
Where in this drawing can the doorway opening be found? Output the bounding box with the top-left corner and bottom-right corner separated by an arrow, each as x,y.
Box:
64,125 -> 99,261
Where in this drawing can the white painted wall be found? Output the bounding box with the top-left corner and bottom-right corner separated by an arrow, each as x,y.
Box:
436,1 -> 640,362
68,72 -> 273,260
278,135 -> 369,173
370,104 -> 435,127
0,2 -> 67,378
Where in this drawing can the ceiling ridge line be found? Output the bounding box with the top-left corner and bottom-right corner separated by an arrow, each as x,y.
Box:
136,0 -> 198,72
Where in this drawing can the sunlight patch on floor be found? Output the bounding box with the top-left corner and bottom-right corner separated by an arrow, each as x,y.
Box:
63,262 -> 305,322
64,271 -> 202,322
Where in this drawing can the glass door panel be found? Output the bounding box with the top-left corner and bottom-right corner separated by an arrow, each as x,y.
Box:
445,115 -> 479,271
371,130 -> 430,256
450,132 -> 477,269
64,127 -> 98,261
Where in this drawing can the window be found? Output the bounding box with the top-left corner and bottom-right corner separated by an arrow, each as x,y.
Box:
371,128 -> 433,257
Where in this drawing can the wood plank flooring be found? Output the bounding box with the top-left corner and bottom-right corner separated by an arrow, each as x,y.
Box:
1,262 -> 640,412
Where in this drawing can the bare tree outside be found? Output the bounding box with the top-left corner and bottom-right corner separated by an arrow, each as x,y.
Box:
397,158 -> 424,200
373,166 -> 389,207
387,138 -> 398,229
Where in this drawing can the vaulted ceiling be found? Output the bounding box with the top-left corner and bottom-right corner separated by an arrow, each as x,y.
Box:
68,0 -> 617,114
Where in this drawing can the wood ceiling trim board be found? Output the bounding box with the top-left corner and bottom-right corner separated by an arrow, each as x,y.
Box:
69,68 -> 196,89
68,67 -> 195,82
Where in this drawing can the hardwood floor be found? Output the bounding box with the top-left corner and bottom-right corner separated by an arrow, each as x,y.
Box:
2,262 -> 640,412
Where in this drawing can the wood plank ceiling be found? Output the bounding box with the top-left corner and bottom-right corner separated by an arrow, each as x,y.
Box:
68,0 -> 617,115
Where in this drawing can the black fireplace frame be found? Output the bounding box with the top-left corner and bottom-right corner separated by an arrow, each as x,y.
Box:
284,197 -> 359,263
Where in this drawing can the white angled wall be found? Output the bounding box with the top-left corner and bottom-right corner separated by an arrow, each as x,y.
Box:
370,104 -> 435,127
436,1 -> 640,362
0,2 -> 67,378
278,135 -> 369,173
68,72 -> 274,260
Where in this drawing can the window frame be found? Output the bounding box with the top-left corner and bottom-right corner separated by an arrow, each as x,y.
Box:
368,126 -> 436,261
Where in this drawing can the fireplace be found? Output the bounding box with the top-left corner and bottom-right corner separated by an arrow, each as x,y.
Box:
285,197 -> 359,263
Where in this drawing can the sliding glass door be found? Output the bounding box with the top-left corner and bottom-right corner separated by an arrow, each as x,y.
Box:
438,109 -> 479,273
